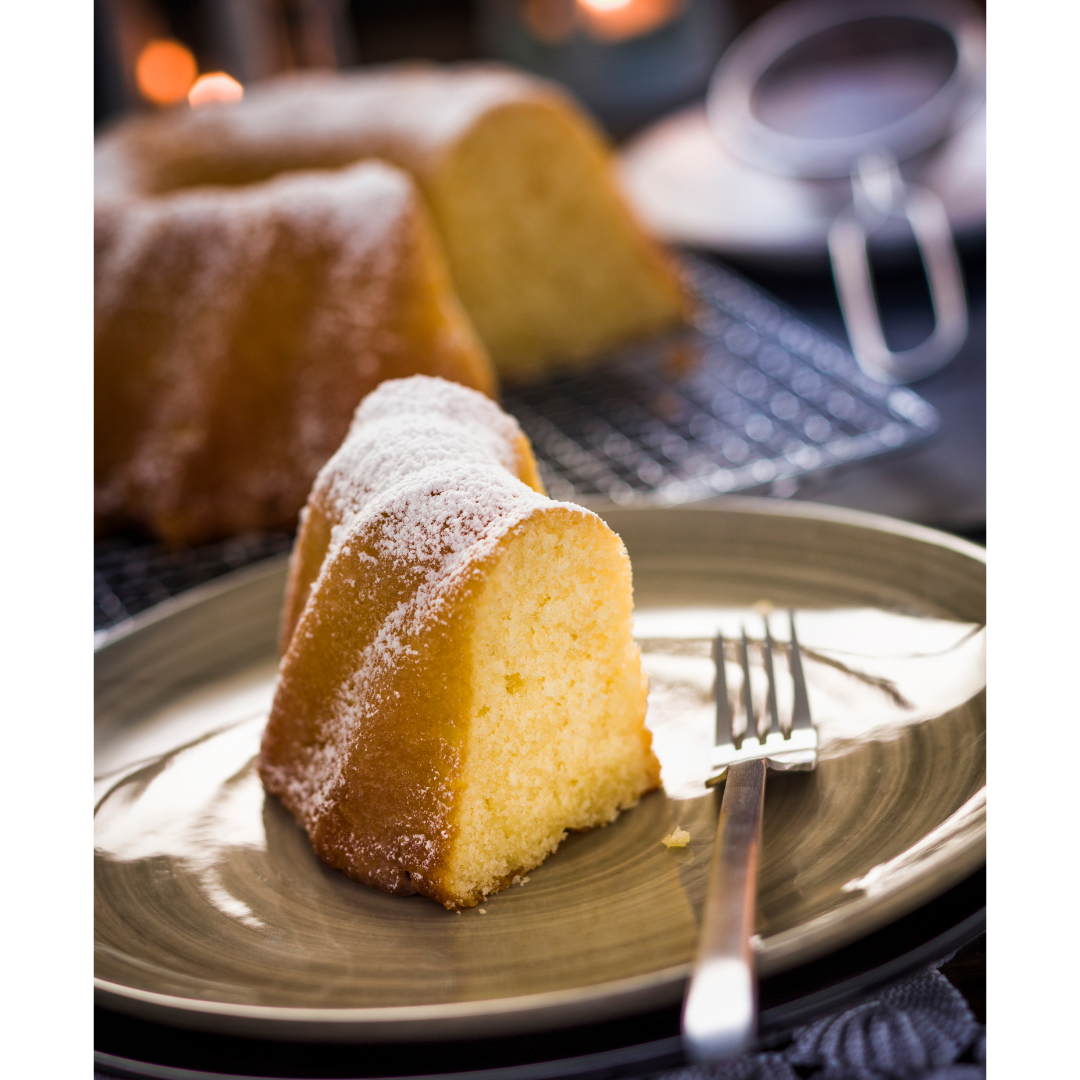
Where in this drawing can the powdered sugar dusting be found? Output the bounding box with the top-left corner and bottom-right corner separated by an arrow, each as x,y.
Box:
192,65 -> 541,161
96,160 -> 409,328
325,375 -> 526,512
313,375 -> 553,563
95,161 -> 416,532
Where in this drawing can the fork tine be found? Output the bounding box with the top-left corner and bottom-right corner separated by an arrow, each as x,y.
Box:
739,627 -> 756,745
713,633 -> 734,747
762,617 -> 782,737
788,610 -> 812,730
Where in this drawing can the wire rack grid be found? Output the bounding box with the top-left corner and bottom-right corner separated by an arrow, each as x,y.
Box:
502,254 -> 938,507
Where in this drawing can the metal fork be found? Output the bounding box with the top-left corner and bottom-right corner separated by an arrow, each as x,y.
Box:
682,611 -> 818,1061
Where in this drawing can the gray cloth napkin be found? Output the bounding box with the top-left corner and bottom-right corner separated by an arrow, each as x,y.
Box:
658,966 -> 985,1080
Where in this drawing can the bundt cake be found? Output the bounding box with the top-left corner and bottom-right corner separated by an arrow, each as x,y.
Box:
95,63 -> 687,381
260,375 -> 660,909
95,161 -> 493,546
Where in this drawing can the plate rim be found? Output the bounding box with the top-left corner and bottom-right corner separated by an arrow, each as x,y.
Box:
95,497 -> 985,1040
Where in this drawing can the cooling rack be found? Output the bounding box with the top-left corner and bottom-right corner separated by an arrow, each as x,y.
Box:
502,255 -> 938,506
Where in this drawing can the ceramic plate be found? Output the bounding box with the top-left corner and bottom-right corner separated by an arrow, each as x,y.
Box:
95,500 -> 985,1042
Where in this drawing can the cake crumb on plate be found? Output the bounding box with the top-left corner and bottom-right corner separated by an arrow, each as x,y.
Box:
662,827 -> 691,848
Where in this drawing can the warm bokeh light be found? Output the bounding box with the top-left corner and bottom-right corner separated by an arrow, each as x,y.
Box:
135,39 -> 197,106
577,0 -> 683,42
188,73 -> 244,109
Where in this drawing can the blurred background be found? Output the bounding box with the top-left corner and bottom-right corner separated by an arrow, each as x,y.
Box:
96,1 -> 770,132
95,0 -> 985,620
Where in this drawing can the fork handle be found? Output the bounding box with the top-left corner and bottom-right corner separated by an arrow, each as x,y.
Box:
682,758 -> 766,1062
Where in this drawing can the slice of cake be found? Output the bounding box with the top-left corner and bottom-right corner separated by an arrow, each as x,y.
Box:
260,375 -> 660,908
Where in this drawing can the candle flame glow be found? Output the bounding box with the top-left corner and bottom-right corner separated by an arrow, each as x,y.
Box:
188,73 -> 244,109
135,39 -> 197,106
576,0 -> 684,42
